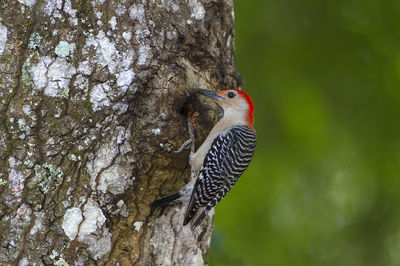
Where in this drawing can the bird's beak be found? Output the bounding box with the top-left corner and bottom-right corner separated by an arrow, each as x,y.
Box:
196,89 -> 223,101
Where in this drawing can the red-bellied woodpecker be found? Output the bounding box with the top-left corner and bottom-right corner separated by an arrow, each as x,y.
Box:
152,89 -> 256,228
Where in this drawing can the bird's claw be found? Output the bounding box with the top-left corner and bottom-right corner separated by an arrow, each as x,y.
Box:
172,138 -> 192,153
173,119 -> 195,164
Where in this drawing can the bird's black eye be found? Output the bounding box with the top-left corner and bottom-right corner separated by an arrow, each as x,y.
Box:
227,92 -> 236,98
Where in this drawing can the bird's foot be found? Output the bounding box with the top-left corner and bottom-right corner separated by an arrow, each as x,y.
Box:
173,118 -> 195,164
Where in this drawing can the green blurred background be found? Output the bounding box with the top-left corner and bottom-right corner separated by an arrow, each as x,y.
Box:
210,0 -> 400,265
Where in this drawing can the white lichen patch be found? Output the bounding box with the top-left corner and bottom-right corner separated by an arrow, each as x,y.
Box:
9,156 -> 20,168
150,128 -> 161,135
9,204 -> 31,225
87,127 -> 133,194
30,56 -> 49,89
63,0 -> 77,18
46,137 -> 55,145
8,168 -> 25,196
62,207 -> 83,240
90,83 -> 111,111
135,28 -> 150,38
97,164 -> 132,195
0,23 -> 7,57
189,0 -> 205,20
77,199 -> 111,260
83,26 -> 136,86
116,69 -> 135,89
55,41 -> 71,57
77,60 -> 93,75
116,4 -> 126,15
86,136 -> 118,189
17,118 -> 29,133
91,0 -> 106,6
18,257 -> 29,266
166,30 -> 177,40
137,44 -> 151,66
122,31 -> 132,42
133,221 -> 143,232
83,228 -> 112,260
79,199 -> 105,235
172,3 -> 179,12
30,56 -> 76,97
120,49 -> 135,70
16,117 -> 29,140
30,211 -> 45,235
88,52 -> 133,111
44,0 -> 63,18
129,4 -> 145,24
112,102 -> 129,115
116,200 -> 129,217
17,0 -> 36,7
95,11 -> 103,19
22,105 -> 32,116
86,30 -> 117,73
109,16 -> 117,30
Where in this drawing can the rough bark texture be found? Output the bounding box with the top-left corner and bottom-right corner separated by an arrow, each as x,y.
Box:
0,0 -> 240,265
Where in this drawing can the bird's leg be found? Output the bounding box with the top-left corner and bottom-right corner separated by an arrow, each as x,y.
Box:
173,118 -> 195,165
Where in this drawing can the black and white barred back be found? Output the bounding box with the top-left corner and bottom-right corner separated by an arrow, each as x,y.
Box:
184,125 -> 257,227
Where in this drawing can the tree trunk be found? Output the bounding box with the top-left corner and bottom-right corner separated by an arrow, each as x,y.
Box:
0,0 -> 240,264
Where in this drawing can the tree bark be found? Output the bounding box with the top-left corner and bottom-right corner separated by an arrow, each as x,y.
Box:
0,0 -> 240,264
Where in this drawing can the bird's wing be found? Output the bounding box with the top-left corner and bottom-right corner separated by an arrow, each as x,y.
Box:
183,126 -> 256,226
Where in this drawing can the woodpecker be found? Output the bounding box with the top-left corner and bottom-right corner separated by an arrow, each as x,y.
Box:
152,89 -> 256,228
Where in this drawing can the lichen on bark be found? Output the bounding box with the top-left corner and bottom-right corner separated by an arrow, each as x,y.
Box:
0,0 -> 240,264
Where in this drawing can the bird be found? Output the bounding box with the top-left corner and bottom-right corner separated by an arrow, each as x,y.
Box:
152,88 -> 256,228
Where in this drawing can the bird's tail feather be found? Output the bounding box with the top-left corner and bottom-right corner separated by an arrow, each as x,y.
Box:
183,205 -> 198,225
151,192 -> 181,214
191,211 -> 206,228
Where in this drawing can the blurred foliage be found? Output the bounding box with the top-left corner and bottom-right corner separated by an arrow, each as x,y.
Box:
209,0 -> 400,265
